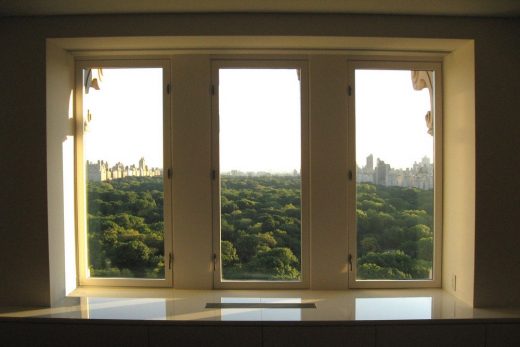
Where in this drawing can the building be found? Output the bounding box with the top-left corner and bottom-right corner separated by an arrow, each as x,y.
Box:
87,158 -> 162,182
357,154 -> 374,183
87,160 -> 109,182
1,2 -> 519,346
359,154 -> 434,190
374,159 -> 390,186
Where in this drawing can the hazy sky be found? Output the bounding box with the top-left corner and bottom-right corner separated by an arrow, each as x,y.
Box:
84,67 -> 433,171
355,69 -> 433,169
83,68 -> 163,168
219,69 -> 301,173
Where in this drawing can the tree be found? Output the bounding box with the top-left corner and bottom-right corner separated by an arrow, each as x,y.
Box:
358,263 -> 411,280
358,250 -> 415,279
111,240 -> 153,275
258,232 -> 277,248
235,234 -> 260,262
221,240 -> 239,266
360,236 -> 379,254
222,201 -> 239,214
87,177 -> 165,278
417,237 -> 433,261
248,247 -> 300,279
261,215 -> 276,231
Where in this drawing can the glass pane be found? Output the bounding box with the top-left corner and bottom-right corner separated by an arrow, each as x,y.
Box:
82,67 -> 165,279
219,68 -> 302,281
355,69 -> 435,280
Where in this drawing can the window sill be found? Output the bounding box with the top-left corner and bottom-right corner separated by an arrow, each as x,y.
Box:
3,288 -> 519,322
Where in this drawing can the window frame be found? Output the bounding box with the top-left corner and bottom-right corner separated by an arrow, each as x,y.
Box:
210,59 -> 311,289
346,59 -> 443,289
74,59 -> 174,287
71,54 -> 444,290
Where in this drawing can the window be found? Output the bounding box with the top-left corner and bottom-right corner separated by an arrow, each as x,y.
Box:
211,60 -> 310,288
75,60 -> 173,286
71,53 -> 443,290
347,60 -> 442,288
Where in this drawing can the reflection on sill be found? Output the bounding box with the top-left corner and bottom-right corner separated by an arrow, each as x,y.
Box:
220,297 -> 304,321
86,298 -> 167,320
2,289 -> 520,322
355,297 -> 432,320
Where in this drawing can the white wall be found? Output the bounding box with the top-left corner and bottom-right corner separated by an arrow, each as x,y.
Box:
46,42 -> 77,304
442,41 -> 476,306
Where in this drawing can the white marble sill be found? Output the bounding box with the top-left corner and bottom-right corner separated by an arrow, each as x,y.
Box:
1,288 -> 520,322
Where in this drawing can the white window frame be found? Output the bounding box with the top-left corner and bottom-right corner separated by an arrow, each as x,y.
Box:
211,59 -> 310,289
75,59 -> 173,287
347,59 -> 443,288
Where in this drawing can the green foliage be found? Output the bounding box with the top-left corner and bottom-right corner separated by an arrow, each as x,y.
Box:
417,237 -> 433,261
359,250 -> 415,277
87,176 -> 165,279
87,176 -> 433,282
358,263 -> 411,280
235,233 -> 261,262
221,240 -> 239,266
248,247 -> 300,279
221,175 -> 302,280
356,183 -> 434,280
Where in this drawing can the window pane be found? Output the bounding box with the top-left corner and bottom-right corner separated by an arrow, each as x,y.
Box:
219,68 -> 302,281
355,69 -> 435,281
82,68 -> 165,279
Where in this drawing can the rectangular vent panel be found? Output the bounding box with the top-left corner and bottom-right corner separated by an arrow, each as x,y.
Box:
205,303 -> 316,309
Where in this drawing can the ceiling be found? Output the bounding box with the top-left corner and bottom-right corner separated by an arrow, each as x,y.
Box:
1,0 -> 519,18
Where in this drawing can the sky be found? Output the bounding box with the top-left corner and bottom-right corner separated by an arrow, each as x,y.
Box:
219,69 -> 301,173
355,69 -> 433,169
83,67 -> 433,171
83,68 -> 163,168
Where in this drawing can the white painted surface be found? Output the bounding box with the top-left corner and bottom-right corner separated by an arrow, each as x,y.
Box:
46,42 -> 77,304
442,41 -> 476,306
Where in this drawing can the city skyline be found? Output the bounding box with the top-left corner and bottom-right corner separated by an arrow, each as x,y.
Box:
87,157 -> 162,182
356,153 -> 433,170
87,151 -> 432,176
357,153 -> 434,190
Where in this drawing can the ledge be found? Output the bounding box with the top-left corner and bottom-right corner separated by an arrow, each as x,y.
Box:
1,289 -> 518,322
